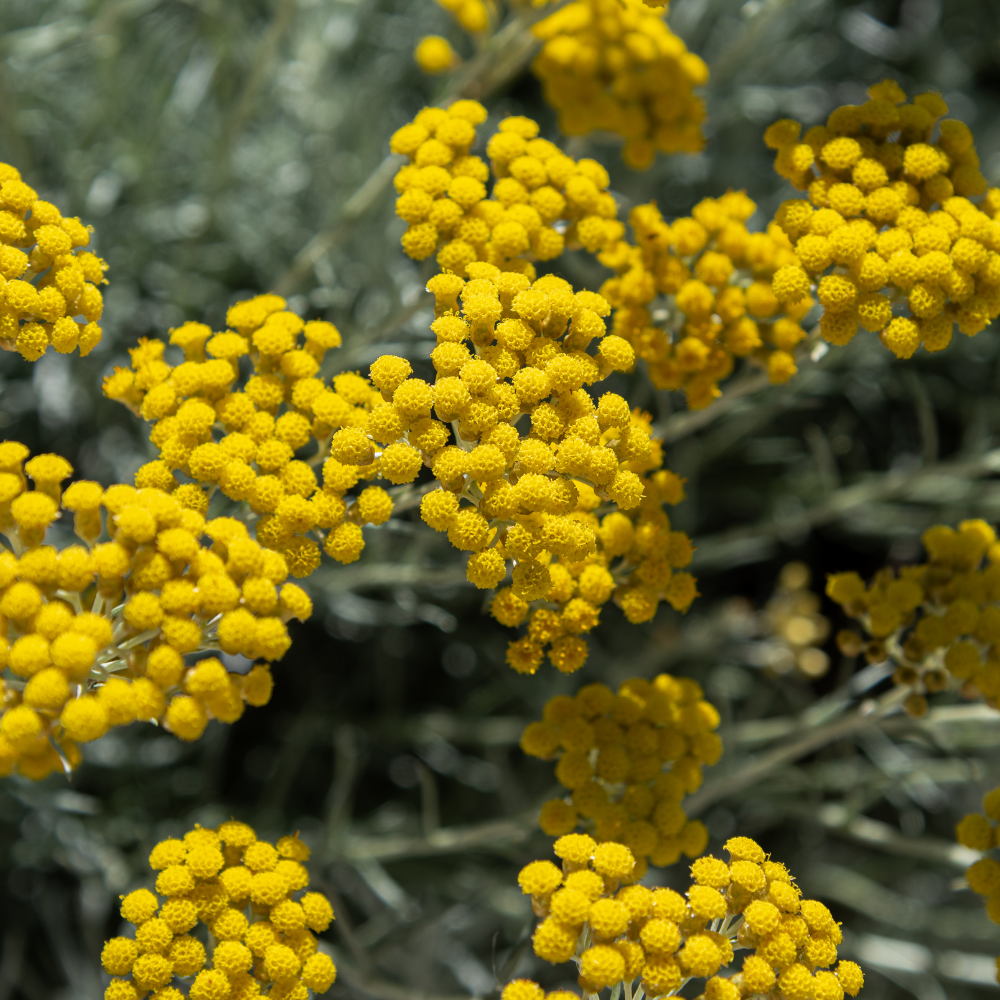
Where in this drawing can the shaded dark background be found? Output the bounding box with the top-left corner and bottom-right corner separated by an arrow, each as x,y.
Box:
1,0 -> 1000,997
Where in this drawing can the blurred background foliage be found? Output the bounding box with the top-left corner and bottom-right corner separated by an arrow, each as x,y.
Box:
2,0 -> 1000,998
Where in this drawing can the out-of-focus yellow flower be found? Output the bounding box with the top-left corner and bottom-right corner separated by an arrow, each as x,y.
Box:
435,0 -> 491,34
956,788 -> 1000,967
415,35 -> 457,74
830,518 -> 1000,714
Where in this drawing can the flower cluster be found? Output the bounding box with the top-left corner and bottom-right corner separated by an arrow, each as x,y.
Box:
758,562 -> 832,680
597,193 -> 810,409
103,294 -> 395,577
531,0 -> 708,169
767,80 -> 1000,360
517,834 -> 864,999
828,519 -> 1000,717
0,443 -> 310,780
492,451 -> 695,675
0,160 -> 106,361
101,821 -> 336,1000
371,262 -> 695,673
520,676 -> 718,870
104,269 -> 697,676
391,105 -> 623,275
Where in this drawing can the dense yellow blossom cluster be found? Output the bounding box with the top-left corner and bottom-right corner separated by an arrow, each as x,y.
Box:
0,161 -> 106,361
101,822 -> 335,1000
391,105 -> 623,275
532,0 -> 707,168
520,676 -> 718,869
0,444 -> 310,779
103,295 -> 395,577
369,262 -> 696,673
516,834 -> 864,999
597,192 -> 811,409
767,80 -> 1000,360
491,453 -> 695,674
103,267 -> 698,678
828,519 -> 1000,717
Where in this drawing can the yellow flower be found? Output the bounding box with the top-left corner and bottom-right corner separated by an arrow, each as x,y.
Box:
394,108 -> 622,274
0,444 -> 320,778
598,193 -> 807,409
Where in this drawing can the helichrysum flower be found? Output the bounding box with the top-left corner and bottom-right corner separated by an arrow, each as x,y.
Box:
106,267 -> 695,675
520,675 -> 719,868
391,105 -> 624,274
517,835 -> 864,999
531,0 -> 708,169
390,110 -> 698,665
767,80 -> 1000,359
368,263 -> 697,673
102,822 -> 336,1000
0,444 -> 310,780
598,192 -> 809,409
760,562 -> 832,680
103,295 -> 372,580
501,980 -> 579,1000
414,35 -> 456,74
0,161 -> 107,361
104,112 -> 699,679
828,518 -> 1000,716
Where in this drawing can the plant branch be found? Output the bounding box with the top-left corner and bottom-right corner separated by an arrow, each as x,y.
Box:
690,446 -> 1000,572
339,813 -> 534,862
685,687 -> 909,816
